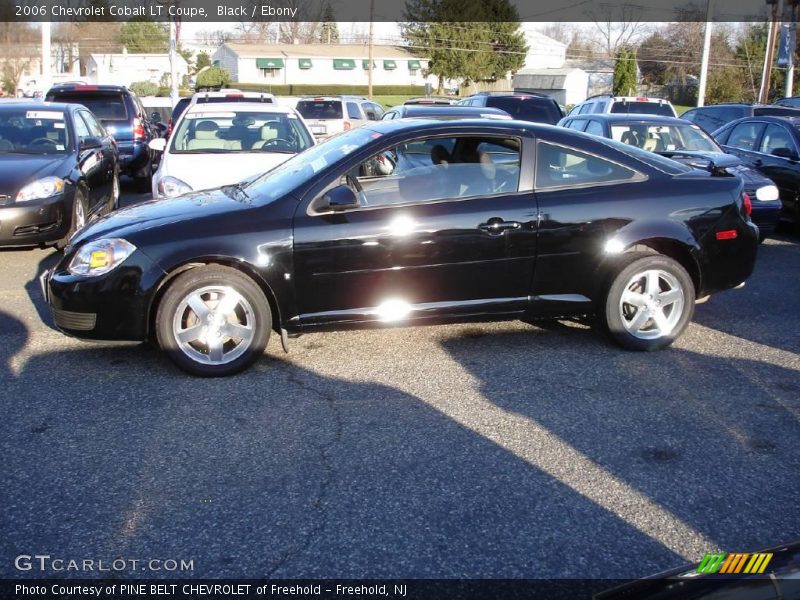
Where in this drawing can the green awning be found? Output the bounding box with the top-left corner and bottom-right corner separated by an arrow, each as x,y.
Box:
256,58 -> 284,69
362,59 -> 376,70
408,60 -> 421,70
298,58 -> 313,69
333,59 -> 356,70
383,60 -> 397,70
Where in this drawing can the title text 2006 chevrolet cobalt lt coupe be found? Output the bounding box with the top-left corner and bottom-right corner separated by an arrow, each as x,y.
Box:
42,119 -> 758,376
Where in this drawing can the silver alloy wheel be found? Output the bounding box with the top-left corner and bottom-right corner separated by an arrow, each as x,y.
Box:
74,197 -> 85,230
172,285 -> 256,365
618,269 -> 685,340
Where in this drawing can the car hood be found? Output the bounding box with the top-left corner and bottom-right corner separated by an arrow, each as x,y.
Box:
0,154 -> 71,195
160,152 -> 294,193
69,187 -> 255,248
658,150 -> 774,187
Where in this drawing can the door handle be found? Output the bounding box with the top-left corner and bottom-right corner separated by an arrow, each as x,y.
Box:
479,217 -> 521,234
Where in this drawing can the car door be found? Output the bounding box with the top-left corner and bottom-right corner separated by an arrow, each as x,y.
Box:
71,111 -> 106,213
532,137 -> 649,308
752,122 -> 800,218
718,120 -> 766,167
291,132 -> 538,325
78,110 -> 116,208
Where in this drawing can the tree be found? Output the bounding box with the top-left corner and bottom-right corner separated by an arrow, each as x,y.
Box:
195,52 -> 211,72
120,21 -> 168,53
402,0 -> 527,91
196,66 -> 231,90
613,48 -> 638,95
319,4 -> 340,44
589,4 -> 647,57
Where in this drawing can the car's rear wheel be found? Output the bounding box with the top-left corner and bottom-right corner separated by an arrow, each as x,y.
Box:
56,189 -> 87,250
135,159 -> 152,193
156,266 -> 271,376
603,254 -> 695,351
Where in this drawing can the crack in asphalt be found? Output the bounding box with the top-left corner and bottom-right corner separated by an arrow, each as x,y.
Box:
264,361 -> 344,577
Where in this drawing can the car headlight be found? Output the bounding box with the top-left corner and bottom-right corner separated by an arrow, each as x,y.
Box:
755,184 -> 779,201
16,176 -> 65,202
68,238 -> 137,277
157,176 -> 192,197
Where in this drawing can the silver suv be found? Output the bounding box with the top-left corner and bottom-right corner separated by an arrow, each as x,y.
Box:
295,96 -> 384,139
568,95 -> 677,118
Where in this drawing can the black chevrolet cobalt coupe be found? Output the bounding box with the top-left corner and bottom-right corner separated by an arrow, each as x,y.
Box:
42,119 -> 758,376
0,102 -> 119,248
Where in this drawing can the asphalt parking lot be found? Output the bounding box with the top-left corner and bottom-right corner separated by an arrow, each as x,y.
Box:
1,180 -> 799,580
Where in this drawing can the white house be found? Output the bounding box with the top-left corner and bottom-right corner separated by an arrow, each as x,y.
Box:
212,43 -> 434,88
513,68 -> 589,107
86,50 -> 188,87
519,26 -> 568,70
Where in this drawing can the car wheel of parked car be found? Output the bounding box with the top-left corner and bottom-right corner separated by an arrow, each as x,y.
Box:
56,189 -> 87,250
110,170 -> 120,211
603,254 -> 695,351
156,265 -> 271,377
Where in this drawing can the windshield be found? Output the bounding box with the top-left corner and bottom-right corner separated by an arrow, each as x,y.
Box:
48,92 -> 127,120
241,127 -> 377,203
595,136 -> 691,175
0,108 -> 71,154
170,110 -> 314,154
296,100 -> 344,120
610,123 -> 719,153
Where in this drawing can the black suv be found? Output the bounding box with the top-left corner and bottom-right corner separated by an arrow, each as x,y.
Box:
457,91 -> 563,124
681,103 -> 800,134
45,84 -> 161,190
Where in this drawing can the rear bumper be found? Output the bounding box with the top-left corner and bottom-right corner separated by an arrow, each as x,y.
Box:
0,193 -> 70,247
116,140 -> 151,173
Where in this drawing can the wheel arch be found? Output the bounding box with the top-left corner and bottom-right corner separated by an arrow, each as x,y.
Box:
146,257 -> 283,340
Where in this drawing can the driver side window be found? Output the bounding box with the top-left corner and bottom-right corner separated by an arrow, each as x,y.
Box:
73,112 -> 91,143
335,135 -> 521,209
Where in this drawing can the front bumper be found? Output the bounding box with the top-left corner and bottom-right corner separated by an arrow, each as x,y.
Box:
750,199 -> 782,236
41,249 -> 166,341
0,193 -> 70,247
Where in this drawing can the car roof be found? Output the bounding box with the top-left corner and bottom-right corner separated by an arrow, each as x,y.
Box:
298,96 -> 366,101
0,101 -> 74,112
571,114 -> 690,125
47,84 -> 128,94
399,105 -> 511,117
724,115 -> 800,126
363,118 -> 546,137
185,101 -> 295,115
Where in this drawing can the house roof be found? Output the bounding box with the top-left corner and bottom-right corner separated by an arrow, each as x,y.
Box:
88,53 -> 188,67
513,68 -> 584,90
221,44 -> 420,60
564,58 -> 617,73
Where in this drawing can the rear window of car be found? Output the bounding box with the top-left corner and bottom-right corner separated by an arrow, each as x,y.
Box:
485,96 -> 562,124
610,102 -> 675,117
48,92 -> 128,120
296,100 -> 343,120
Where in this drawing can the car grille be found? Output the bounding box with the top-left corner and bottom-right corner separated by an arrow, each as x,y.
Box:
52,308 -> 96,331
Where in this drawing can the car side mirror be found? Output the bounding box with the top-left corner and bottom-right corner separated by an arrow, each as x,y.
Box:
323,184 -> 359,211
80,136 -> 102,150
771,147 -> 798,160
148,138 -> 167,152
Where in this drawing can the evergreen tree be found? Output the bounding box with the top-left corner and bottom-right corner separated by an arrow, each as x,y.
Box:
613,48 -> 638,95
120,20 -> 168,53
319,4 -> 340,44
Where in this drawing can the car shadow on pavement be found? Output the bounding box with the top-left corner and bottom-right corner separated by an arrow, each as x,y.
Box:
2,323 -> 694,582
438,325 -> 800,573
24,249 -> 62,328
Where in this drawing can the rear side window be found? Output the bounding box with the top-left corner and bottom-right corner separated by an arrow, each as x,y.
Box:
578,103 -> 594,114
49,93 -> 128,120
346,102 -> 362,119
296,100 -> 343,120
566,119 -> 588,131
585,120 -> 604,136
610,102 -> 675,117
726,122 -> 764,151
535,141 -> 641,189
486,97 -> 562,124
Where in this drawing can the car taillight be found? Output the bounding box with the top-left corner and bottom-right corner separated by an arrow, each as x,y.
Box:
133,117 -> 145,140
166,119 -> 173,137
742,192 -> 752,217
343,121 -> 351,130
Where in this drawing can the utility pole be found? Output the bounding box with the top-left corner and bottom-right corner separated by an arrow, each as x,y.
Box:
697,0 -> 714,106
368,0 -> 374,99
760,0 -> 781,103
784,0 -> 799,96
169,19 -> 178,106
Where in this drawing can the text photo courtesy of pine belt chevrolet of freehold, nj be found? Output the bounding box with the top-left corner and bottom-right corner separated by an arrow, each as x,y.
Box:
1,4 -> 800,600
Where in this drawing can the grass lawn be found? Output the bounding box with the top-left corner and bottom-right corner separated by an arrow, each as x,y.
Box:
371,95 -> 416,108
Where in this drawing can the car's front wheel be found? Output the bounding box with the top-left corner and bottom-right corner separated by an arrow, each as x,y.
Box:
603,254 -> 695,351
156,266 -> 271,376
56,188 -> 87,250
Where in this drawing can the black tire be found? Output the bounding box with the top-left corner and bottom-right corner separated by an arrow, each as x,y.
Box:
135,159 -> 152,193
108,170 -> 121,212
155,265 -> 271,376
56,188 -> 87,251
602,253 -> 695,352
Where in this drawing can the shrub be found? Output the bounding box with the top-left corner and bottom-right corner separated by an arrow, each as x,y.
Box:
196,66 -> 231,90
130,81 -> 159,97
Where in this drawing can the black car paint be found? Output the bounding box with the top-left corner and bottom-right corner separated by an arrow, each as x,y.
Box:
682,103 -> 800,134
713,115 -> 800,223
559,114 -> 782,236
0,102 -> 118,247
45,120 -> 758,342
